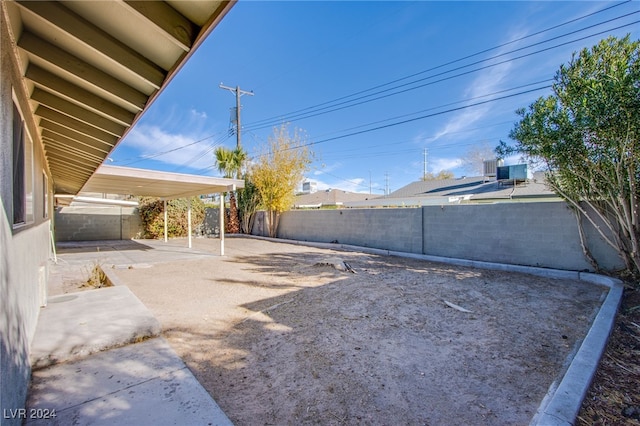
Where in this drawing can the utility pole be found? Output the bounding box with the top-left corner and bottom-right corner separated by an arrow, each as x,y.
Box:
423,148 -> 428,180
385,172 -> 389,196
219,83 -> 254,150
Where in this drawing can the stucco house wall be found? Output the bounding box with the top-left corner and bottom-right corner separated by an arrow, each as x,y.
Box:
1,12 -> 53,424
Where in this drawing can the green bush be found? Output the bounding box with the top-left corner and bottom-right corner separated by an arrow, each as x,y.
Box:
138,196 -> 205,239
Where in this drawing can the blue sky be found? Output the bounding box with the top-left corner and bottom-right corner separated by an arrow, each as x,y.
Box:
110,1 -> 639,194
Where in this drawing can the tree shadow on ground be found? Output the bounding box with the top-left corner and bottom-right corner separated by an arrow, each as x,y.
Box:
161,253 -> 607,426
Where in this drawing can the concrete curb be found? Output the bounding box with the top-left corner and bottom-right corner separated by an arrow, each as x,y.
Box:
531,275 -> 623,426
236,234 -> 624,425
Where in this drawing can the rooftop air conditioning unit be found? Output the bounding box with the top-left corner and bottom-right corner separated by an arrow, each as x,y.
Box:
497,164 -> 527,182
483,158 -> 504,177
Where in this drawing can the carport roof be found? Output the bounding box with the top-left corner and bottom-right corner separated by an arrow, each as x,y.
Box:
81,165 -> 244,199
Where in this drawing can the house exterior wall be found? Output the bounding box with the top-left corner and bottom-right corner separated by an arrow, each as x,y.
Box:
254,202 -> 623,273
54,206 -> 143,241
1,11 -> 53,424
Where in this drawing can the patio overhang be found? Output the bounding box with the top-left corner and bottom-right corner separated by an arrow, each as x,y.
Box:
78,164 -> 243,253
80,165 -> 244,200
2,0 -> 236,195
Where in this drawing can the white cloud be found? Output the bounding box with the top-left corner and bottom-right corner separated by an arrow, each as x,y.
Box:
431,157 -> 464,173
190,108 -> 208,120
313,162 -> 342,176
427,27 -> 538,144
305,175 -> 372,194
123,124 -> 220,170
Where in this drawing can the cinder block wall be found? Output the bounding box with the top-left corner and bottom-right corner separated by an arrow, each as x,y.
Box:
422,202 -> 621,271
277,208 -> 423,253
54,206 -> 143,241
265,202 -> 623,273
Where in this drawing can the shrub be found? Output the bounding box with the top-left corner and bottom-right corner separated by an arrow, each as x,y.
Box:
138,196 -> 205,239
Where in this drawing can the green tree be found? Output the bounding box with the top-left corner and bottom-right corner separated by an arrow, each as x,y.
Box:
214,146 -> 246,234
421,170 -> 455,181
251,124 -> 313,237
138,196 -> 205,239
237,174 -> 261,234
498,35 -> 639,279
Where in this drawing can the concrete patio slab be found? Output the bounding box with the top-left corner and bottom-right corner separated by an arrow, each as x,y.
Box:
26,338 -> 231,426
30,286 -> 161,369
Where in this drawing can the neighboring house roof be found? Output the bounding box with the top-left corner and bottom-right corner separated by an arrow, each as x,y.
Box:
345,173 -> 559,208
294,189 -> 372,208
3,0 -> 235,195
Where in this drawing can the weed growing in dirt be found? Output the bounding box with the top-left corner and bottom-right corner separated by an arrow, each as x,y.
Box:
82,260 -> 111,289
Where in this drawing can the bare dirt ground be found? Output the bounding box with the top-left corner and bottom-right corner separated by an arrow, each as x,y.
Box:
96,237 -> 607,425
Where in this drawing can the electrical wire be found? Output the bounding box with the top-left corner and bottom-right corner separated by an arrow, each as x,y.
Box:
168,132 -> 233,174
115,129 -> 230,167
260,84 -> 551,157
114,3 -> 637,170
244,15 -> 639,132
244,3 -> 636,130
310,80 -> 552,141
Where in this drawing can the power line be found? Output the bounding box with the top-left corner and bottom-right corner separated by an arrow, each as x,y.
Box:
115,130 -> 230,167
276,18 -> 635,154
243,4 -> 636,130
169,133 -> 234,174
268,84 -> 551,156
118,4 -> 637,169
310,80 -> 552,141
244,17 -> 639,132
286,85 -> 552,152
317,120 -> 515,160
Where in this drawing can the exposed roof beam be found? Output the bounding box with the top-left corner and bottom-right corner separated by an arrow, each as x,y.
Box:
123,1 -> 197,52
40,119 -> 115,152
48,163 -> 92,179
26,65 -> 136,126
46,152 -> 100,174
42,131 -> 108,159
17,0 -> 166,88
18,32 -> 147,111
49,173 -> 90,188
43,143 -> 104,165
32,88 -> 126,137
36,106 -> 118,147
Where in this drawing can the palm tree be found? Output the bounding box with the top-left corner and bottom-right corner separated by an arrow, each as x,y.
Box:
214,147 -> 246,233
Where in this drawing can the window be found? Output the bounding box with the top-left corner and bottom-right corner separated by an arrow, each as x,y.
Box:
12,102 -> 25,225
43,172 -> 49,219
12,101 -> 34,226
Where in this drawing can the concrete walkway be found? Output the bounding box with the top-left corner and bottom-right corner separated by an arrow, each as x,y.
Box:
27,240 -> 232,425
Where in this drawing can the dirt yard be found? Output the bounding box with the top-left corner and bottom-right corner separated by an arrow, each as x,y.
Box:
103,237 -> 605,425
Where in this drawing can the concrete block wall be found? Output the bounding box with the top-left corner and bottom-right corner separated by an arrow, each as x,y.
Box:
423,202 -> 602,271
276,208 -> 423,253
262,202 -> 624,273
203,208 -> 221,236
55,206 -> 143,241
